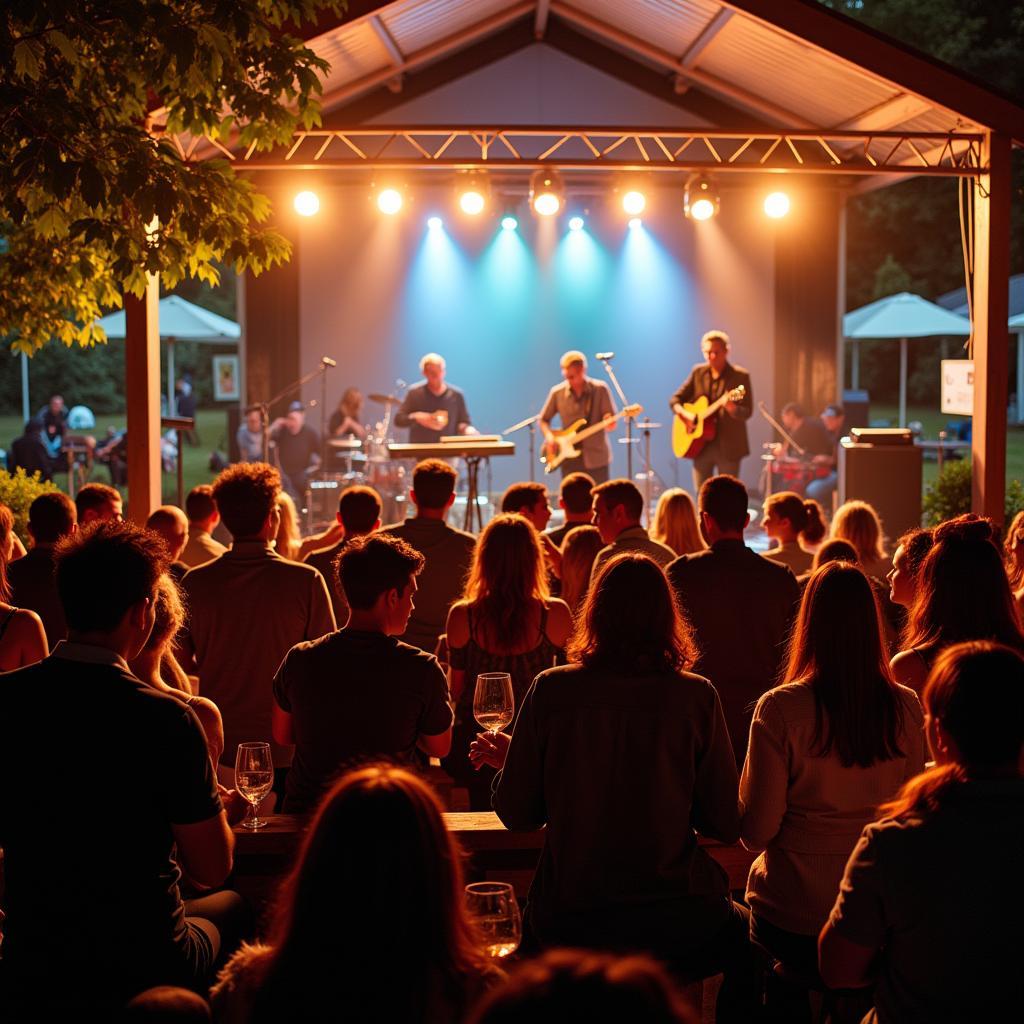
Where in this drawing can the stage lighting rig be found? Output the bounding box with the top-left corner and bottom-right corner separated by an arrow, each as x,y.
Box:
376,187 -> 404,215
684,175 -> 719,221
530,169 -> 565,217
456,172 -> 490,216
764,191 -> 791,219
293,190 -> 320,217
621,190 -> 646,216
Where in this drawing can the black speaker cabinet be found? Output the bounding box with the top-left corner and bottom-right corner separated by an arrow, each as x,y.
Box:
838,434 -> 923,542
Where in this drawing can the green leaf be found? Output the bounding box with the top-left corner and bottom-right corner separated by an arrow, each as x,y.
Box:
36,205 -> 70,239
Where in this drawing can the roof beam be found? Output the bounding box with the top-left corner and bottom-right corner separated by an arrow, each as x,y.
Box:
679,8 -> 733,67
368,14 -> 405,93
834,92 -> 934,132
318,1 -> 534,114
718,0 -> 1024,141
534,0 -> 551,40
549,1 -> 814,127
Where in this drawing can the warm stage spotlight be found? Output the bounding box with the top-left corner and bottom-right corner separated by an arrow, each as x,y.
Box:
622,190 -> 646,216
293,191 -> 320,217
501,215 -> 519,231
427,216 -> 443,229
764,191 -> 791,219
377,188 -> 404,215
460,191 -> 485,215
530,169 -> 565,217
568,216 -> 584,232
455,172 -> 489,216
684,175 -> 719,221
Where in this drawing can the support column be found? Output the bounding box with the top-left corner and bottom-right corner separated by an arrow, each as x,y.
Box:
971,133 -> 1011,521
124,275 -> 162,522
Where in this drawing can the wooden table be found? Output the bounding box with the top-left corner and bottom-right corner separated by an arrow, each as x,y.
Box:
231,812 -> 755,906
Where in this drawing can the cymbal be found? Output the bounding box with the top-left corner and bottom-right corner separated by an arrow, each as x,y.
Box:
368,392 -> 401,405
328,438 -> 362,449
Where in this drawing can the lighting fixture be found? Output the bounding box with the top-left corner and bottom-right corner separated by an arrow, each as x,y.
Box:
530,169 -> 565,217
628,217 -> 642,229
763,191 -> 791,219
684,175 -> 719,221
376,187 -> 404,215
568,216 -> 584,232
293,191 -> 320,217
427,216 -> 443,229
501,215 -> 518,231
622,190 -> 646,216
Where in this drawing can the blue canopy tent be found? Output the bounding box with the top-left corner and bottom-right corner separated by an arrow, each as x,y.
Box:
843,292 -> 972,427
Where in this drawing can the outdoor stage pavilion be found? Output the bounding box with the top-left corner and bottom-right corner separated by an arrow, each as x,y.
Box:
123,0 -> 1023,521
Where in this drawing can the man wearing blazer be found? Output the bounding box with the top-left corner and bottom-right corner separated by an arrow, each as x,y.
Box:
670,330 -> 754,490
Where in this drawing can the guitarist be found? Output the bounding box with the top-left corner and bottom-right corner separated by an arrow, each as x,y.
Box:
670,330 -> 753,489
539,351 -> 617,483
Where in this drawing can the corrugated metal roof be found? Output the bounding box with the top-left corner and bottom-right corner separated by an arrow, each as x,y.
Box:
302,0 -> 1008,138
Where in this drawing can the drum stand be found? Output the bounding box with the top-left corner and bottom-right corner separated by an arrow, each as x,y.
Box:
463,456 -> 486,533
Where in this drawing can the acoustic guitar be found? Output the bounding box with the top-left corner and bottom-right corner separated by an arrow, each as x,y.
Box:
672,386 -> 746,459
541,404 -> 643,474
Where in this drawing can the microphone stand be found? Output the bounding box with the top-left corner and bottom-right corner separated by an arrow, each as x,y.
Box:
257,359 -> 336,465
757,401 -> 804,501
504,413 -> 540,482
599,355 -> 634,479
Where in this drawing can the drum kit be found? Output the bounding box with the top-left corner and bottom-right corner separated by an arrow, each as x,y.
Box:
318,392 -> 410,526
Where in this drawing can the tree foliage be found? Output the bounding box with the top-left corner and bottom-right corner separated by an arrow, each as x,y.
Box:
0,0 -> 341,354
820,1 -> 1024,311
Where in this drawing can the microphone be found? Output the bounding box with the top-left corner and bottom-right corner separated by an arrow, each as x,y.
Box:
321,356 -> 337,367
595,352 -> 615,361
395,378 -> 408,391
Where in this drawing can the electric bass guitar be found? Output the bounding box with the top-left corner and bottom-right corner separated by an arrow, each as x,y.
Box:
541,403 -> 643,474
672,385 -> 746,459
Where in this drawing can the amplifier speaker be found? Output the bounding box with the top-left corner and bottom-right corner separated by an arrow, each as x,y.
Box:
838,436 -> 922,542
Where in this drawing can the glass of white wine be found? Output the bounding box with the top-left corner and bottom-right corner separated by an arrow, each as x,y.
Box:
235,741 -> 274,831
473,672 -> 514,736
466,882 -> 522,959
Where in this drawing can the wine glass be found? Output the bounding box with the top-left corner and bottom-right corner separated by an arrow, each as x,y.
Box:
235,741 -> 274,831
473,672 -> 514,735
466,882 -> 522,958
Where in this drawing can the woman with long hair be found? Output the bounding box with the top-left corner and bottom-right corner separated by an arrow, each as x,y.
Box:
0,504 -> 47,671
1005,509 -> 1024,616
651,488 -> 706,557
212,765 -> 501,1023
128,574 -> 225,766
831,500 -> 889,578
890,514 -> 1024,694
739,562 -> 924,1012
445,513 -> 572,808
558,525 -> 604,615
328,386 -> 367,441
820,641 -> 1024,1021
761,491 -> 826,575
475,555 -> 756,1022
273,492 -> 301,562
886,527 -> 934,609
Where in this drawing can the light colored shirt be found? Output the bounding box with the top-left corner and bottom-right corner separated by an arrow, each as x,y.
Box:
180,528 -> 227,569
591,526 -> 676,580
762,540 -> 814,576
180,541 -> 335,768
539,378 -> 616,470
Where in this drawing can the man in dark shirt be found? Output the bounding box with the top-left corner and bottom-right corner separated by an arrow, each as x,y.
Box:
8,419 -> 55,480
668,475 -> 799,762
304,484 -> 382,625
7,491 -> 77,647
545,471 -> 595,548
780,402 -> 835,457
394,353 -> 473,444
382,459 -> 475,655
269,400 -> 321,501
273,533 -> 453,814
0,522 -> 240,1012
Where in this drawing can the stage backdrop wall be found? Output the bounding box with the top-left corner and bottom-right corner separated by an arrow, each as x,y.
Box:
257,45 -> 779,497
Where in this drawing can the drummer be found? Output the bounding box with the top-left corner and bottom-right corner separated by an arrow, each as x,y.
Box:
394,353 -> 477,444
329,387 -> 368,441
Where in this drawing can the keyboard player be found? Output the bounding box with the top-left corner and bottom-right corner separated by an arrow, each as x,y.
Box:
394,353 -> 478,442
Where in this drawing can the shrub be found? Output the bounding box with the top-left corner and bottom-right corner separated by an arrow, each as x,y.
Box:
923,459 -> 1024,527
0,468 -> 61,544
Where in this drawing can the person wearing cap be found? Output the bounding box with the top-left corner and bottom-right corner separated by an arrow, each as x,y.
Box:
539,351 -> 617,484
805,403 -> 845,505
394,354 -> 474,445
269,401 -> 321,502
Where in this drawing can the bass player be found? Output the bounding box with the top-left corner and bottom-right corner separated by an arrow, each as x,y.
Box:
670,330 -> 753,489
539,350 -> 617,483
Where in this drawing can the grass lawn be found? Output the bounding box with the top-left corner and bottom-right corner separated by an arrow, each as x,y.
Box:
0,408 -> 231,505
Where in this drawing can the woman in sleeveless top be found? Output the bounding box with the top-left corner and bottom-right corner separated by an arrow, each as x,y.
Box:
0,504 -> 47,671
891,515 -> 1024,695
445,513 -> 572,809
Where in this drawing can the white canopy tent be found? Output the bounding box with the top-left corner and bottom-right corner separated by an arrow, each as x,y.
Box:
843,292 -> 972,428
96,295 -> 240,415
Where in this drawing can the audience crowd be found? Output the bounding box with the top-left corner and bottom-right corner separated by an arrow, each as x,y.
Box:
0,457 -> 1021,1022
